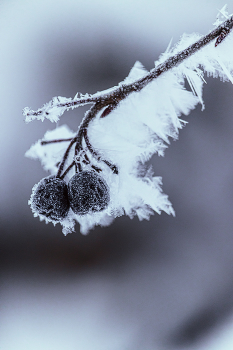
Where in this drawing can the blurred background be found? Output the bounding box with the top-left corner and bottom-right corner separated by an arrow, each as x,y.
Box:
1,0 -> 233,349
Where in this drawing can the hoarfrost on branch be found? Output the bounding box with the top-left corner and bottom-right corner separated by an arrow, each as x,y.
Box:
24,6 -> 233,235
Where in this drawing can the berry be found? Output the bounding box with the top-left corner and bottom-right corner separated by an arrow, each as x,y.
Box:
30,176 -> 69,221
68,171 -> 110,215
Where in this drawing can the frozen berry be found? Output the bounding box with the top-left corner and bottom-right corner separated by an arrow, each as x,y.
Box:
30,176 -> 69,221
68,171 -> 110,215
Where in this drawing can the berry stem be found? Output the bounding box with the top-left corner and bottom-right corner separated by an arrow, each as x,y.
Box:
82,120 -> 118,174
60,160 -> 76,179
56,137 -> 78,178
41,138 -> 73,145
55,103 -> 118,178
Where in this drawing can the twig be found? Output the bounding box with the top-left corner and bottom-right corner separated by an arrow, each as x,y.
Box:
83,126 -> 118,174
60,160 -> 76,179
41,138 -> 73,145
56,137 -> 78,178
24,16 -> 233,121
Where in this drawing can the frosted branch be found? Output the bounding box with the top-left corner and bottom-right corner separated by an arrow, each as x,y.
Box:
23,15 -> 233,124
25,7 -> 233,234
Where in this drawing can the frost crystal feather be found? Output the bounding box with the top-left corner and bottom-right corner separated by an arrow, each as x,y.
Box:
24,7 -> 233,234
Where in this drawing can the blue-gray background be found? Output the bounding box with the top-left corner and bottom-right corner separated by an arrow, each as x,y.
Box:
1,1 -> 233,349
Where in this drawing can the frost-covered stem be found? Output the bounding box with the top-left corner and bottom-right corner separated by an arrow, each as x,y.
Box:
56,103 -> 118,178
56,137 -> 78,178
125,16 -> 233,92
42,137 -> 78,178
75,102 -> 119,174
41,138 -> 73,145
24,15 -> 233,122
60,160 -> 75,179
102,16 -> 233,95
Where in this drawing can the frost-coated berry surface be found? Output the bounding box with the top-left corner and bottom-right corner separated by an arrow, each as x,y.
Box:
68,171 -> 110,215
30,176 -> 70,221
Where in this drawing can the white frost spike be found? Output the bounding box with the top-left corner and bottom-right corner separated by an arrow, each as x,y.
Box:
215,55 -> 233,84
219,4 -> 229,18
123,61 -> 148,84
23,97 -> 74,123
155,38 -> 173,66
183,68 -> 205,110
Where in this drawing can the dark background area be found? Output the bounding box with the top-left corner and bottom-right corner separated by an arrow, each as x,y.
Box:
1,1 -> 233,349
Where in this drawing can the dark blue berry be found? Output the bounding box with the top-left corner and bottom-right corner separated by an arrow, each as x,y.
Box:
30,176 -> 69,221
68,171 -> 110,215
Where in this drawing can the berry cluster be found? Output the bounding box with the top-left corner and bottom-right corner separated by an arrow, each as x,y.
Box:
30,107 -> 117,223
30,171 -> 110,221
